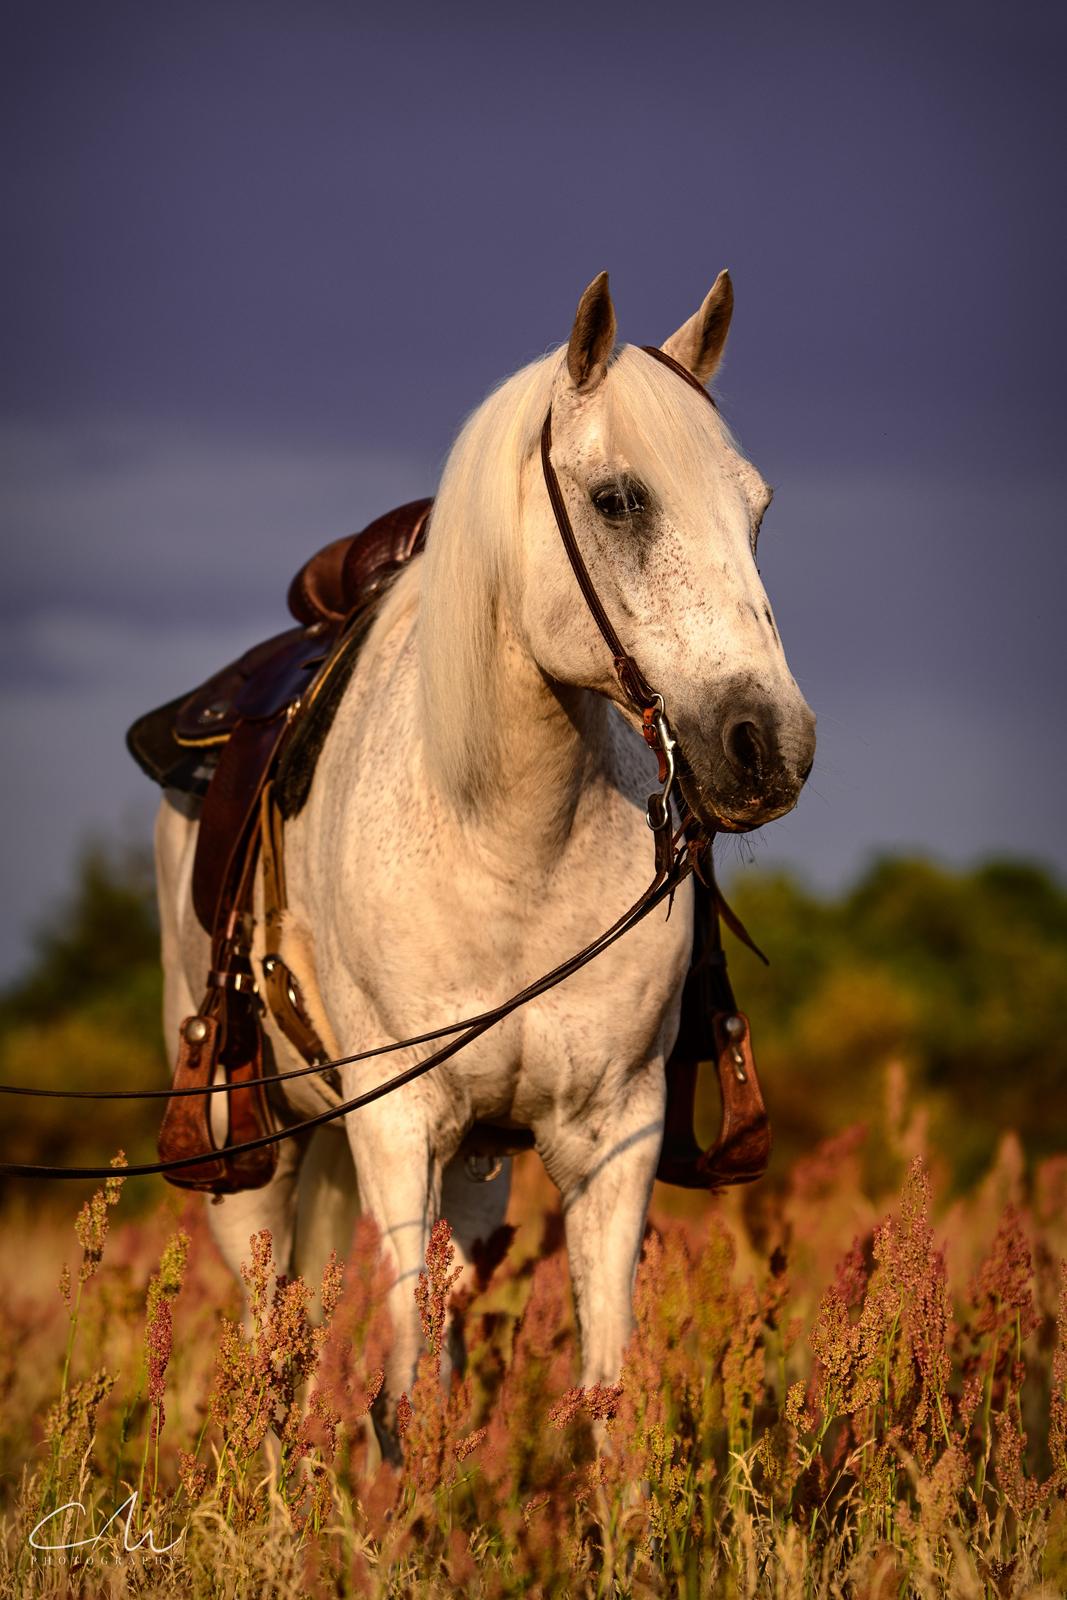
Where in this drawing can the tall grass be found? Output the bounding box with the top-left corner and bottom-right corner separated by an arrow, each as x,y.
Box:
0,1074 -> 1064,1598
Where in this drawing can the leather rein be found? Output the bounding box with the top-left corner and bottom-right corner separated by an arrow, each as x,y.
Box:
0,345 -> 741,1184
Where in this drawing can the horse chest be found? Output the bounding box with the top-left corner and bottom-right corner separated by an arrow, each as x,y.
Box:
303,822 -> 691,1133
282,670 -> 693,1136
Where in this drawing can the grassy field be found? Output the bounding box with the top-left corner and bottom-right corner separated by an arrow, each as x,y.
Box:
0,1072 -> 1064,1599
0,849 -> 1064,1595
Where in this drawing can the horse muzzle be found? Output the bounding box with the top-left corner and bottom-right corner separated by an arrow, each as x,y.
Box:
679,685 -> 817,833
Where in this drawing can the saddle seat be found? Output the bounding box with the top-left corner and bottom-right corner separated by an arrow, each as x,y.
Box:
287,497 -> 433,627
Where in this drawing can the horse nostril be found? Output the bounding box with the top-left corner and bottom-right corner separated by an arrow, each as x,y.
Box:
723,717 -> 767,781
798,752 -> 814,782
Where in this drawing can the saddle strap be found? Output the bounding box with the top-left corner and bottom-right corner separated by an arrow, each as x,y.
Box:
259,784 -> 331,1069
193,715 -> 291,932
655,867 -> 771,1189
159,719 -> 286,1195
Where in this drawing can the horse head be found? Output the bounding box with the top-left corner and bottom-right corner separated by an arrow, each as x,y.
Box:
519,271 -> 816,834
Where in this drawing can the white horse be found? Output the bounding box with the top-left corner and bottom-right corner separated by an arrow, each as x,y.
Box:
154,271 -> 815,1430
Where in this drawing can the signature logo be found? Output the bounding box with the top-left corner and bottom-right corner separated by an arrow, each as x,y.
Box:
29,1491 -> 184,1558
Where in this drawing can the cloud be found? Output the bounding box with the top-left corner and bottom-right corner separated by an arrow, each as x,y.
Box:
0,416 -> 432,977
0,418 -> 435,627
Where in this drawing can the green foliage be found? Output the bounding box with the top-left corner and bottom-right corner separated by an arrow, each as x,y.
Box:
0,842 -> 164,1181
3,840 -> 160,1025
723,853 -> 1067,1185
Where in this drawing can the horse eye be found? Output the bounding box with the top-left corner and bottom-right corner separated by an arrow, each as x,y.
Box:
591,479 -> 647,521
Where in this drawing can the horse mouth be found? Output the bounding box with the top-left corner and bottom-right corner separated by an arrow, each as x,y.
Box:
678,764 -> 805,837
670,690 -> 816,837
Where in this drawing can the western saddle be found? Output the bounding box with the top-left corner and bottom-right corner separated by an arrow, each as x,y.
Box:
128,499 -> 770,1197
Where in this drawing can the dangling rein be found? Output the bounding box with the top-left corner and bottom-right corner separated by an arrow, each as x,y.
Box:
0,347 -> 770,1189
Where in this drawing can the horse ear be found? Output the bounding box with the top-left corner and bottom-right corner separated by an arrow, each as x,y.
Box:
566,271 -> 617,392
661,270 -> 734,385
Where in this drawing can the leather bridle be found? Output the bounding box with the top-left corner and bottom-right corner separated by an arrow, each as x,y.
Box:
0,344 -> 746,1184
541,342 -> 755,859
540,342 -> 727,850
540,406 -> 680,865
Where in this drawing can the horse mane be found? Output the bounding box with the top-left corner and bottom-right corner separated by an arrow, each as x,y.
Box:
410,342 -> 733,808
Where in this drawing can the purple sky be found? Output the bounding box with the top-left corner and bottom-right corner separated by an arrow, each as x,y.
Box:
2,1 -> 1064,977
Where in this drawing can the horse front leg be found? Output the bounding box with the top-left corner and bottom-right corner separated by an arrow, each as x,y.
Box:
206,1135 -> 307,1291
548,1068 -> 665,1390
345,1098 -> 442,1455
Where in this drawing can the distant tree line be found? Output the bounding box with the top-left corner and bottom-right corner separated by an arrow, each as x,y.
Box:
725,854 -> 1067,1184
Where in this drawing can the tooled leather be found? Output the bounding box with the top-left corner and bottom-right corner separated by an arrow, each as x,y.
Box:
340,499 -> 431,602
287,499 -> 432,627
157,1015 -> 229,1191
287,534 -> 356,627
213,990 -> 278,1192
175,628 -> 330,745
698,1013 -> 770,1186
655,1017 -> 770,1190
163,500 -> 432,758
158,1000 -> 278,1195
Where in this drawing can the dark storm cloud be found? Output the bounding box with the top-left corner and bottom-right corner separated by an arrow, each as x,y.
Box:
6,1 -> 1064,464
1,0 -> 1064,975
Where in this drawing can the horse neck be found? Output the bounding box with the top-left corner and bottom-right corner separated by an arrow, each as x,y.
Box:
416,555 -> 611,871
486,615 -> 611,861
